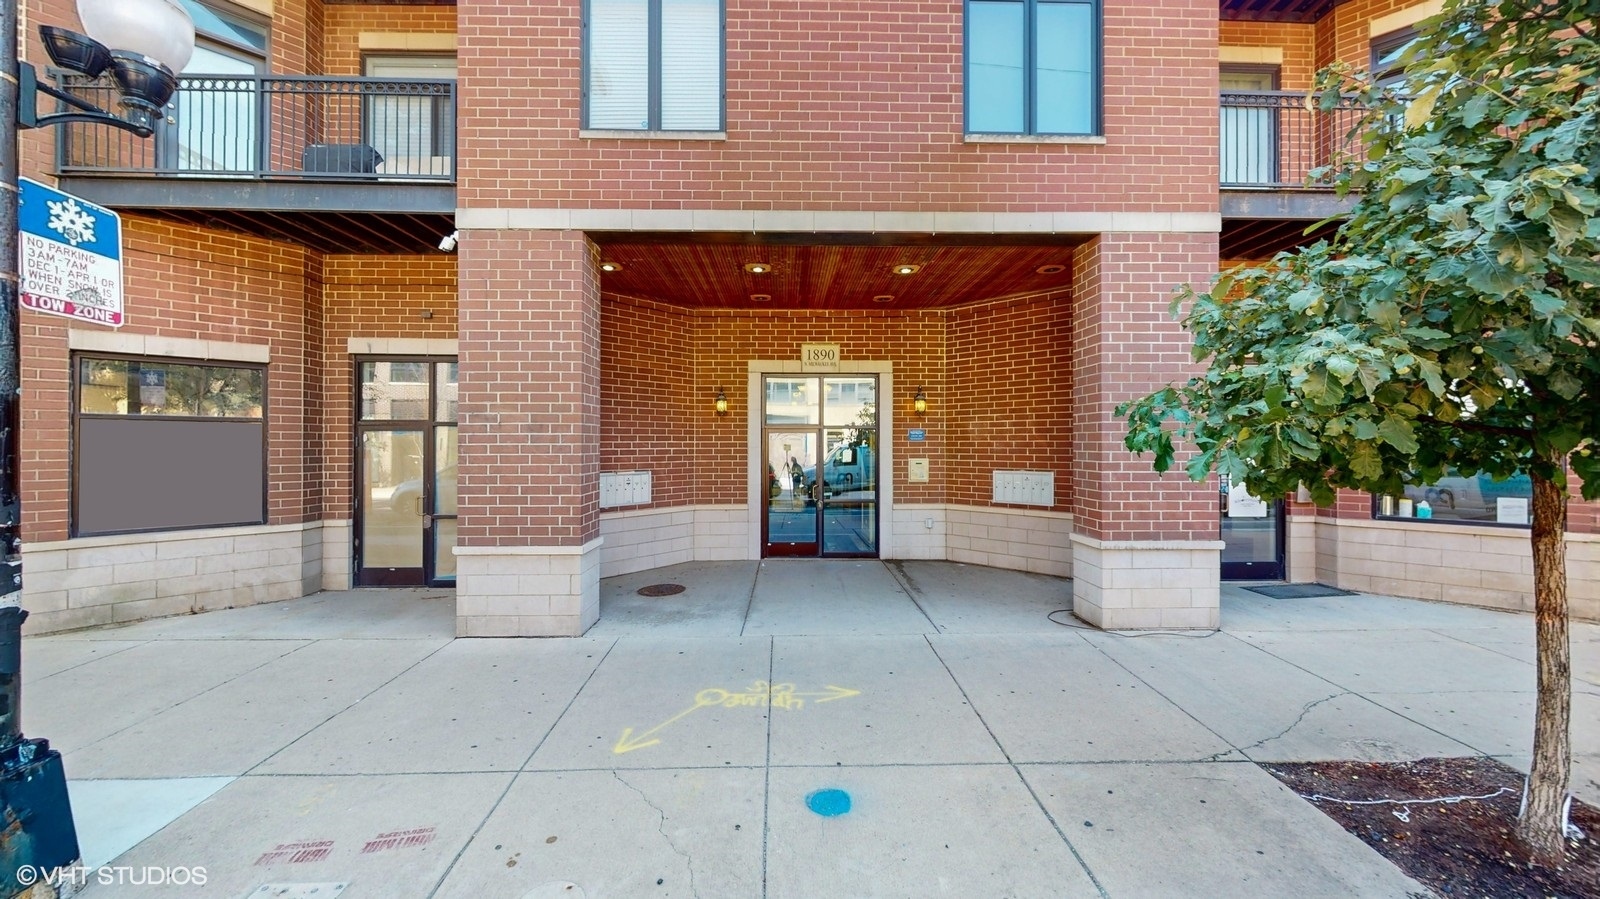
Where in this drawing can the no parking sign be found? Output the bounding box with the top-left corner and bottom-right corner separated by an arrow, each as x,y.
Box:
17,178 -> 124,328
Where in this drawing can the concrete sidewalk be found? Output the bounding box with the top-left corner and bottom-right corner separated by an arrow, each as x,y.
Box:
22,560 -> 1600,898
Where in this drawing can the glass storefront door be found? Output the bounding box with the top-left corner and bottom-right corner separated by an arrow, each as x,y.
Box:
356,359 -> 457,586
1220,473 -> 1285,580
762,376 -> 878,558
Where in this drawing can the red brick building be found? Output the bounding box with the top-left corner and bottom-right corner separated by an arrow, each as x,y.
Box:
14,0 -> 1597,636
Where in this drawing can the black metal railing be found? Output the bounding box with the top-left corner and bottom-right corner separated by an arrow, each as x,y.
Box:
1220,90 -> 1367,190
56,74 -> 456,182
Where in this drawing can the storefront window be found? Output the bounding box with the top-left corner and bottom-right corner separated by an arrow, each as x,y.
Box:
74,355 -> 267,536
1373,471 -> 1532,526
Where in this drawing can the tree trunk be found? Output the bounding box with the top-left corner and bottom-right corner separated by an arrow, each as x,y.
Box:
1515,466 -> 1570,864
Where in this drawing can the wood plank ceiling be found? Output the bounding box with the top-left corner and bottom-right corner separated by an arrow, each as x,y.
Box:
587,237 -> 1083,310
1219,0 -> 1346,22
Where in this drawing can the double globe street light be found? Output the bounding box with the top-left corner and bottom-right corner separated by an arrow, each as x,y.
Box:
21,0 -> 197,136
1,0 -> 195,890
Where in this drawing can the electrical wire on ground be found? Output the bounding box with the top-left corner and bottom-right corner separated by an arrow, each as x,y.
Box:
1047,608 -> 1220,639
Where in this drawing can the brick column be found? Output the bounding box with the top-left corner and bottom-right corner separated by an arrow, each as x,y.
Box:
1070,233 -> 1222,629
455,230 -> 601,636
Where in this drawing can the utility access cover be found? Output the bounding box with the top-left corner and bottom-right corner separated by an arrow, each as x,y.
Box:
637,583 -> 686,597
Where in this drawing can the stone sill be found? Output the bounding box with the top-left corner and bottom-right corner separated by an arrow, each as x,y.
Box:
579,130 -> 727,141
964,134 -> 1107,145
29,520 -> 323,552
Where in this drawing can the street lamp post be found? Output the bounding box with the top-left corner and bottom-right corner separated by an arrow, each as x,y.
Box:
0,0 -> 192,892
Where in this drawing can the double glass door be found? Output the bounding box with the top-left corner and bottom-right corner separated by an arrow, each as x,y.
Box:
762,376 -> 878,557
356,359 -> 458,586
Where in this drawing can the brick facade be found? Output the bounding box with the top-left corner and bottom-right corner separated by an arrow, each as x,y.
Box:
457,230 -> 600,548
1071,233 -> 1219,543
947,292 -> 1073,511
22,218 -> 318,543
456,0 -> 1218,213
14,0 -> 1597,632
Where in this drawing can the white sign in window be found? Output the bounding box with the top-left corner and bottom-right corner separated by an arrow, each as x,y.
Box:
1227,487 -> 1269,518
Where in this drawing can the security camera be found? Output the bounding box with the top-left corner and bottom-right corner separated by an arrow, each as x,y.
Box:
438,231 -> 458,253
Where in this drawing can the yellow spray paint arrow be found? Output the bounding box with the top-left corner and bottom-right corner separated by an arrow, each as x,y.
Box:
613,681 -> 861,754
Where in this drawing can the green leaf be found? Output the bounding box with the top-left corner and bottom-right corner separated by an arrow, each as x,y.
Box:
1544,205 -> 1586,248
1417,358 -> 1447,396
1529,292 -> 1567,319
1464,258 -> 1522,295
1562,257 -> 1600,286
1350,442 -> 1384,481
1288,287 -> 1322,313
1461,92 -> 1492,129
1354,418 -> 1380,440
1369,301 -> 1402,329
1327,356 -> 1359,382
1210,273 -> 1236,303
1405,87 -> 1440,131
1489,224 -> 1545,269
1549,370 -> 1583,400
1377,416 -> 1420,454
1393,166 -> 1433,185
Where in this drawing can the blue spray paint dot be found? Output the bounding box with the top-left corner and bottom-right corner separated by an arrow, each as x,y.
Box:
806,788 -> 852,817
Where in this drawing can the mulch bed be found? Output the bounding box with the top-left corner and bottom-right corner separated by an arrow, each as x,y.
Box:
1265,758 -> 1599,898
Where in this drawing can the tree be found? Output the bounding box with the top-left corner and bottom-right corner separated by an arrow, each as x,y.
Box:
1119,0 -> 1599,863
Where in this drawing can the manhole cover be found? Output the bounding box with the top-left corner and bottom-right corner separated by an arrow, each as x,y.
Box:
637,583 -> 686,597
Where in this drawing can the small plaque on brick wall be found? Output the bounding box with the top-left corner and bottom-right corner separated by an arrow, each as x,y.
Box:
801,343 -> 840,371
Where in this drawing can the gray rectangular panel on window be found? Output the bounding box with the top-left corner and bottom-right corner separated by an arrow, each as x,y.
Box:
77,418 -> 266,535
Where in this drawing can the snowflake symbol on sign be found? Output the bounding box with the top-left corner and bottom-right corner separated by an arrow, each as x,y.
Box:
46,197 -> 97,247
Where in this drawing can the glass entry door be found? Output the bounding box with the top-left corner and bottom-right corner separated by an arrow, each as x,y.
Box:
356,359 -> 458,586
762,376 -> 878,558
1220,473 -> 1285,580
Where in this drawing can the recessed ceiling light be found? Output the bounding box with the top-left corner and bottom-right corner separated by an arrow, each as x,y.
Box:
872,294 -> 894,303
1036,264 -> 1066,275
744,262 -> 772,274
892,264 -> 921,275
750,293 -> 772,302
599,261 -> 624,272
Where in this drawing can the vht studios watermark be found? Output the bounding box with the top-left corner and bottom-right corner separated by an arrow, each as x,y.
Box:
16,864 -> 208,888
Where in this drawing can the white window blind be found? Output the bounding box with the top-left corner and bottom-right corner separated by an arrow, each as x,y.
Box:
660,0 -> 721,130
366,56 -> 458,170
589,0 -> 650,129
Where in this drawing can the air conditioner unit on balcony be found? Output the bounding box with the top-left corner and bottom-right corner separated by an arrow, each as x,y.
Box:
301,143 -> 383,174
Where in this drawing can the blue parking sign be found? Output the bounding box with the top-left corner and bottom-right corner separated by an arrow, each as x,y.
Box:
17,178 -> 124,328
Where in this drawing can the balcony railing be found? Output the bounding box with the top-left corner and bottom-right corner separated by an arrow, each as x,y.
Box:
1220,90 -> 1366,190
56,75 -> 456,182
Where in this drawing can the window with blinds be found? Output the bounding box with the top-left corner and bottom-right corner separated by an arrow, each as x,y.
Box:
586,0 -> 723,131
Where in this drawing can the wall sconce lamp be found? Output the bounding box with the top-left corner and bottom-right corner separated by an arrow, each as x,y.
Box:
913,385 -> 927,416
714,387 -> 729,416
